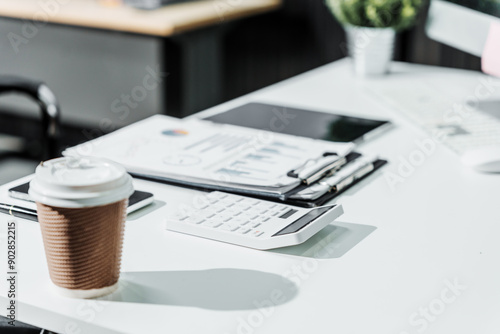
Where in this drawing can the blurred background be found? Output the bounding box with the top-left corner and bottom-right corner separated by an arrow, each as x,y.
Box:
0,0 -> 480,185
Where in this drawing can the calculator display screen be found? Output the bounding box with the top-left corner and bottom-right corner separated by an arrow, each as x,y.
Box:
272,206 -> 333,236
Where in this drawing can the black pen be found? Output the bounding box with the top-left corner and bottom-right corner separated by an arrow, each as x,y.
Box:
0,203 -> 38,222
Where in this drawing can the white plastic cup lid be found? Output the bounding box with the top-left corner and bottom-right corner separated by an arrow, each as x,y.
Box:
29,157 -> 134,208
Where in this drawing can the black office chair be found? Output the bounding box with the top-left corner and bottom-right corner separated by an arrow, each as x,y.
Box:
0,316 -> 46,334
0,77 -> 60,333
0,76 -> 61,185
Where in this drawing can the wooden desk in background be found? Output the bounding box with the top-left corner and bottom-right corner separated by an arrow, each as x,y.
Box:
0,0 -> 281,36
0,0 -> 281,130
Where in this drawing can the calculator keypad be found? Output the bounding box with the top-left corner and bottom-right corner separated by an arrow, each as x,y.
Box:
167,192 -> 293,237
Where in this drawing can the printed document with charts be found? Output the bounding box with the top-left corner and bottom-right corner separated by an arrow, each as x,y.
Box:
64,115 -> 354,196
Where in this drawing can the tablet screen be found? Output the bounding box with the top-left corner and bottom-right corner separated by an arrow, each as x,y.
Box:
204,103 -> 390,143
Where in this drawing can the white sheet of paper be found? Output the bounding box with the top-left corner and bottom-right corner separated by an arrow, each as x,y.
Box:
64,115 -> 354,195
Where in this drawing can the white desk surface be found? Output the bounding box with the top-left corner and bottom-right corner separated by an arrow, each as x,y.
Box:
1,58 -> 500,333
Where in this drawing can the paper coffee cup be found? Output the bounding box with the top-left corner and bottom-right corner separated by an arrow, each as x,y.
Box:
29,157 -> 134,299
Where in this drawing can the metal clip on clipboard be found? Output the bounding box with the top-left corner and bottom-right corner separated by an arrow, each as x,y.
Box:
287,154 -> 347,185
324,159 -> 375,193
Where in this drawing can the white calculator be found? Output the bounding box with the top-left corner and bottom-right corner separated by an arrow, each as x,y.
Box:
165,191 -> 344,250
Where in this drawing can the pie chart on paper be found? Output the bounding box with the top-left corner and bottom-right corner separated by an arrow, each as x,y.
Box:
162,129 -> 189,137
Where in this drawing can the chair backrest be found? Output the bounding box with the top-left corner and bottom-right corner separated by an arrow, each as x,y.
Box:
0,76 -> 60,159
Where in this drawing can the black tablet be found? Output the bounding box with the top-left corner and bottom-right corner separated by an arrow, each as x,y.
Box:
204,102 -> 391,143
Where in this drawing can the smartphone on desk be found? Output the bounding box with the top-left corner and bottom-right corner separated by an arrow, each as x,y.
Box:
8,182 -> 154,215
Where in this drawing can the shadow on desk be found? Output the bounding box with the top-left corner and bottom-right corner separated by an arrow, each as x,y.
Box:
270,222 -> 377,259
102,269 -> 297,311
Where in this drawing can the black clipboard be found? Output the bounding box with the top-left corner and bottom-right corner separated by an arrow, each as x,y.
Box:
134,152 -> 388,207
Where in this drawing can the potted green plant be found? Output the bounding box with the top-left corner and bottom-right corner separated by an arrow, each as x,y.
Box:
326,0 -> 425,76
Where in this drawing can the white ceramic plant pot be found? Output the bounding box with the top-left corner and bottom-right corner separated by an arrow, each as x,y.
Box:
345,26 -> 396,76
